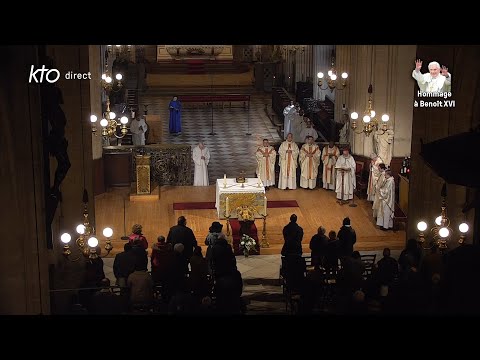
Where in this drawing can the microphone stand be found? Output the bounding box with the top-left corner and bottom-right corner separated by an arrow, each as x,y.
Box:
120,198 -> 129,240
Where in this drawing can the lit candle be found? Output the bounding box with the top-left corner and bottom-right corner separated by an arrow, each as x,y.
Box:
226,197 -> 229,217
223,173 -> 227,188
264,196 -> 267,216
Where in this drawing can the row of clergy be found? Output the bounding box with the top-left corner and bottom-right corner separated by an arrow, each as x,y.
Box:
256,133 -> 355,198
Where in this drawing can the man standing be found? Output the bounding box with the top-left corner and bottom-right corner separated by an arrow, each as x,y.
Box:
255,139 -> 277,187
169,95 -> 182,135
167,216 -> 197,267
367,153 -> 384,202
335,146 -> 356,203
337,217 -> 356,258
299,136 -> 321,189
283,100 -> 296,140
412,59 -> 451,93
321,141 -> 340,190
299,119 -> 319,143
372,163 -> 387,219
192,141 -> 210,186
130,116 -> 148,146
281,214 -> 304,256
376,170 -> 395,230
278,133 -> 299,190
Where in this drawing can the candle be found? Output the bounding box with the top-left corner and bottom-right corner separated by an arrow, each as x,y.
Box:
264,196 -> 267,216
223,173 -> 227,188
226,197 -> 229,217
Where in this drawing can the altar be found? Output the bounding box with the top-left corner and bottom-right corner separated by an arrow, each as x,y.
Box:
215,178 -> 266,219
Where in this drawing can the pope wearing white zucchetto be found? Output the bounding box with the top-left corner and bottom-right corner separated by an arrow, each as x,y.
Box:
412,59 -> 451,93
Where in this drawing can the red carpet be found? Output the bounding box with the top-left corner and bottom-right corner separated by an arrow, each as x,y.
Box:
173,200 -> 298,211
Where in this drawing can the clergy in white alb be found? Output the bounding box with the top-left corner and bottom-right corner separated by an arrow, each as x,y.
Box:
321,141 -> 340,190
283,101 -> 296,140
376,170 -> 395,230
299,136 -> 321,189
299,118 -> 319,143
367,153 -> 384,202
192,142 -> 210,186
334,147 -> 356,201
255,139 -> 277,187
412,59 -> 451,93
372,163 -> 387,219
130,117 -> 148,146
278,133 -> 299,190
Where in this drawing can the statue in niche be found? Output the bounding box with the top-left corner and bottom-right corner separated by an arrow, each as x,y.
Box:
41,56 -> 71,228
374,128 -> 395,167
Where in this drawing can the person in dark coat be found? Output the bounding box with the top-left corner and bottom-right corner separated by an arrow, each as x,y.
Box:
281,214 -> 304,256
337,217 -> 356,258
309,226 -> 328,269
210,234 -> 237,278
167,216 -> 197,265
113,242 -> 137,288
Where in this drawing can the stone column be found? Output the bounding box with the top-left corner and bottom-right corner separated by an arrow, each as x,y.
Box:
313,45 -> 335,101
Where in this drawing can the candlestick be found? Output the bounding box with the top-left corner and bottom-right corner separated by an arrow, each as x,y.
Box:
226,197 -> 229,217
223,174 -> 227,188
264,196 -> 267,216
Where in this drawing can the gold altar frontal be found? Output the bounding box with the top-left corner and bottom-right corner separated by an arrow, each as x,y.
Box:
135,155 -> 151,195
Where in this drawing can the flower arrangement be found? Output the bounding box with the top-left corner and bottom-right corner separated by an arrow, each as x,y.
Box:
240,234 -> 256,257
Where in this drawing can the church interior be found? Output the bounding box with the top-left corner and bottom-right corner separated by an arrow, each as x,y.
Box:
2,44 -> 480,315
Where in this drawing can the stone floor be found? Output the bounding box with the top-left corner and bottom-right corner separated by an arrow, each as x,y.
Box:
139,92 -> 281,184
103,249 -> 401,314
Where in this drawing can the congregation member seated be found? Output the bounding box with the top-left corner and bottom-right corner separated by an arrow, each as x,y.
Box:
150,235 -> 175,285
189,246 -> 211,300
127,264 -> 154,311
113,243 -> 137,288
210,233 -> 237,278
89,278 -> 129,314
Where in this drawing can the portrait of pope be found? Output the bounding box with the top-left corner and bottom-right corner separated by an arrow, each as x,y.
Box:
412,59 -> 452,93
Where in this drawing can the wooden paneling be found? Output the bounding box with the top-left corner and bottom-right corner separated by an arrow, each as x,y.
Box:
93,158 -> 105,195
104,152 -> 131,187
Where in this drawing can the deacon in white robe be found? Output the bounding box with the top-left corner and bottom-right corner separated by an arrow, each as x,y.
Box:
321,141 -> 340,190
372,163 -> 387,219
367,153 -> 384,202
192,142 -> 210,186
255,139 -> 277,187
299,136 -> 321,189
335,147 -> 356,202
278,133 -> 299,190
412,59 -> 451,93
299,118 -> 319,143
283,101 -> 296,140
376,170 -> 395,230
130,117 -> 148,146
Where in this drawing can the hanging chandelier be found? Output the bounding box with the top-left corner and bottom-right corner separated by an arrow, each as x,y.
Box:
350,84 -> 390,136
416,183 -> 469,252
317,50 -> 348,91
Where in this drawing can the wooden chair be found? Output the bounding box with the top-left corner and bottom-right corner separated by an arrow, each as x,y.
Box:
360,254 -> 376,280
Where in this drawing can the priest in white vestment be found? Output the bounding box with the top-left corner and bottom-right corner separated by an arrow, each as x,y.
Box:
299,136 -> 321,189
192,142 -> 210,186
335,147 -> 356,202
376,170 -> 395,230
283,101 -> 296,140
321,141 -> 340,190
412,59 -> 451,93
278,133 -> 299,190
372,163 -> 387,219
299,118 -> 319,143
255,139 -> 277,187
130,117 -> 148,146
367,153 -> 384,202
